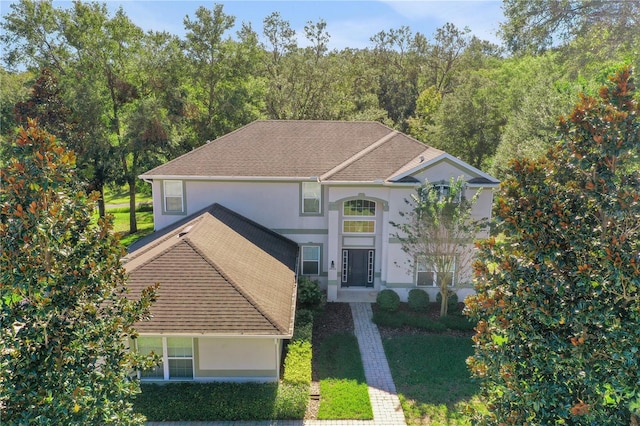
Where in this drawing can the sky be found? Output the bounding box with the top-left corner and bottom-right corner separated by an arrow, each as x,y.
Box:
0,0 -> 506,50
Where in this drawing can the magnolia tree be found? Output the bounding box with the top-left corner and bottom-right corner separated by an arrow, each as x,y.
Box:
0,121 -> 157,424
466,67 -> 640,424
392,177 -> 485,316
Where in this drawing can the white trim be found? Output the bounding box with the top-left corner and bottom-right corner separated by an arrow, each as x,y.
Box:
390,153 -> 499,184
136,332 -> 293,339
140,174 -> 315,181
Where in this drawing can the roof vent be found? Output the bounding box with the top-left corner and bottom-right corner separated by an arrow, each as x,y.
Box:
178,225 -> 193,238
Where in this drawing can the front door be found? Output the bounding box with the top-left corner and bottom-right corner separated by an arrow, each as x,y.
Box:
341,249 -> 374,287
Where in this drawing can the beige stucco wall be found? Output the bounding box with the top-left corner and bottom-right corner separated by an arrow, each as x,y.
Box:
148,157 -> 495,303
195,337 -> 281,382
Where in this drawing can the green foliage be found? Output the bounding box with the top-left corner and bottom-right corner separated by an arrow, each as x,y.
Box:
376,289 -> 400,312
467,67 -> 640,425
0,122 -> 156,425
391,177 -> 484,316
282,340 -> 312,386
436,290 -> 460,313
384,335 -> 485,425
273,383 -> 309,419
292,308 -> 314,343
297,276 -> 323,311
408,288 -> 430,312
134,381 -> 307,421
315,332 -> 372,420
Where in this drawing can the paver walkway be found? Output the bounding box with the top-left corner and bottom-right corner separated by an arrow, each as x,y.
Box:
147,302 -> 406,426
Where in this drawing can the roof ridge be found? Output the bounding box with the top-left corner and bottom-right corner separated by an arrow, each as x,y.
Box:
210,203 -> 299,253
184,235 -> 288,335
320,130 -> 399,181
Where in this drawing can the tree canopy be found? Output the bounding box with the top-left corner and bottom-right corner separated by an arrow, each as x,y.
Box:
0,120 -> 157,424
466,67 -> 640,425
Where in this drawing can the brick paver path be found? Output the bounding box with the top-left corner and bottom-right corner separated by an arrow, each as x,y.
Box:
147,303 -> 406,426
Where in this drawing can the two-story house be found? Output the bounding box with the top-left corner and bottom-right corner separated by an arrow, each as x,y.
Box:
124,120 -> 498,382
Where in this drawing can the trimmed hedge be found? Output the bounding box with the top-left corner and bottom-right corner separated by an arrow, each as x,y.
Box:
408,288 -> 430,312
376,289 -> 400,312
283,341 -> 312,386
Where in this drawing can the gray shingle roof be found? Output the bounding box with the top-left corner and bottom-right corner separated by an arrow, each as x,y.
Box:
140,120 -> 444,182
124,204 -> 298,336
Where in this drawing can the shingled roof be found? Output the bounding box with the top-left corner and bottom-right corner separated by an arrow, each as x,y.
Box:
140,120 -> 445,182
124,204 -> 298,336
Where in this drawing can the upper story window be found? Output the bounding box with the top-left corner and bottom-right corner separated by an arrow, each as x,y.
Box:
420,183 -> 462,204
163,180 -> 184,214
343,199 -> 376,216
343,199 -> 376,234
302,182 -> 321,214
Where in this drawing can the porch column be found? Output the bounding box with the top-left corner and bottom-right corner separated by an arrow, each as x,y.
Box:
327,202 -> 340,301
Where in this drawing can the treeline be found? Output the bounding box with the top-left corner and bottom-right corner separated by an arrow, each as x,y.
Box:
1,0 -> 638,231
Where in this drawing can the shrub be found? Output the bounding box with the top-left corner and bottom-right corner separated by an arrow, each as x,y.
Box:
292,309 -> 314,342
297,276 -> 323,310
405,315 -> 447,332
372,310 -> 405,328
376,289 -> 400,312
282,340 -> 312,386
273,383 -> 308,419
407,288 -> 430,312
439,314 -> 476,331
436,290 -> 459,313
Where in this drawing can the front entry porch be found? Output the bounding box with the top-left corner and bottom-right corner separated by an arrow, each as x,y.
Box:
335,287 -> 378,303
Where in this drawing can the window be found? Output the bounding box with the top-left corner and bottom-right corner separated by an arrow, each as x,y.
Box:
137,337 -> 164,379
342,200 -> 376,234
167,337 -> 193,379
136,336 -> 193,380
343,220 -> 375,233
416,258 -> 455,287
302,182 -> 321,214
343,199 -> 376,216
421,183 -> 462,203
301,246 -> 320,275
163,180 -> 184,213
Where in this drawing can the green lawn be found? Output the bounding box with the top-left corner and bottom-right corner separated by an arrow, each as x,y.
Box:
104,185 -> 152,205
315,332 -> 373,420
383,334 -> 487,425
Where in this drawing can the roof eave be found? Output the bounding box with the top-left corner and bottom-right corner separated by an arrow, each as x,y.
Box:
390,153 -> 499,184
138,174 -> 319,182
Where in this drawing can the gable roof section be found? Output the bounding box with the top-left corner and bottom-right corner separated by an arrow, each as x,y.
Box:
124,204 -> 298,336
140,120 -> 450,183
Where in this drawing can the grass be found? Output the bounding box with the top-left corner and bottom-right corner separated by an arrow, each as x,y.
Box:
102,185 -> 154,247
104,185 -> 152,205
315,332 -> 373,420
383,334 -> 487,425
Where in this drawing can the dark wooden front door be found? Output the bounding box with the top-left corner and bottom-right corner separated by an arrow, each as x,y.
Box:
341,249 -> 374,287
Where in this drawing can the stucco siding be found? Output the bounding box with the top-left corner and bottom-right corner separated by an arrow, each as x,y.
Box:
196,337 -> 281,382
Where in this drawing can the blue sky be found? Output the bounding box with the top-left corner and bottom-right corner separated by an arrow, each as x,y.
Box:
0,1 -> 506,50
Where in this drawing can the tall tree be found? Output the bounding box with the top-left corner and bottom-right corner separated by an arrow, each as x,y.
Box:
0,120 -> 157,424
428,68 -> 505,169
490,54 -> 577,179
500,0 -> 640,56
466,67 -> 640,425
391,177 -> 484,316
184,4 -> 263,141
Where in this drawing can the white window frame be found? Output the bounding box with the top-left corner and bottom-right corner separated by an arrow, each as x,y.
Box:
416,257 -> 456,287
301,182 -> 321,214
342,200 -> 376,234
301,245 -> 321,276
136,336 -> 194,381
163,180 -> 184,214
431,183 -> 462,203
